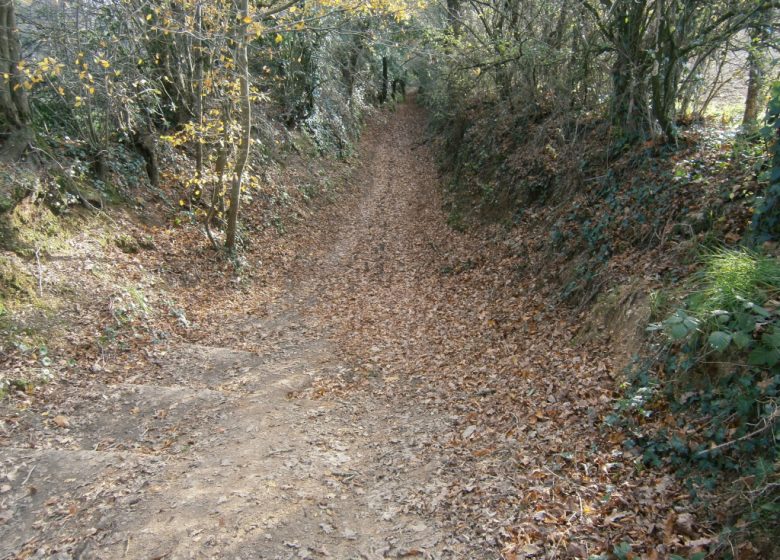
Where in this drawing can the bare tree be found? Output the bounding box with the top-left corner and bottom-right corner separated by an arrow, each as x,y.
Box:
743,8 -> 774,131
225,0 -> 250,254
0,0 -> 32,159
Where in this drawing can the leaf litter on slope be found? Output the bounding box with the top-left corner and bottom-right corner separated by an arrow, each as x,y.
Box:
299,102 -> 713,559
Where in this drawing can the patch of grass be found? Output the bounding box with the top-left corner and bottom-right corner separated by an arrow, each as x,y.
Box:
689,247 -> 780,315
4,198 -> 69,256
704,101 -> 746,127
648,289 -> 672,321
0,254 -> 37,303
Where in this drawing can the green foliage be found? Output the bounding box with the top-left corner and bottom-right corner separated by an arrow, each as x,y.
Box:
649,249 -> 780,363
446,206 -> 465,231
626,247 -> 780,550
648,289 -> 672,321
750,81 -> 780,243
690,248 -> 780,314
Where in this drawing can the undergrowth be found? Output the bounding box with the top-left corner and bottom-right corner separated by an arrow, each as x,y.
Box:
619,247 -> 780,557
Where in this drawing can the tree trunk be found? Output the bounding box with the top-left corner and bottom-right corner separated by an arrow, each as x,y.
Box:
743,10 -> 772,132
225,0 -> 250,254
609,0 -> 651,140
611,57 -> 650,139
134,130 -> 159,188
380,56 -> 388,104
194,2 -> 204,192
0,0 -> 32,159
649,0 -> 690,142
743,55 -> 764,131
650,53 -> 682,141
446,0 -> 461,38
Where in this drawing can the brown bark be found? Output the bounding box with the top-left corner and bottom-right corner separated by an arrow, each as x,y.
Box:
609,0 -> 652,139
194,2 -> 204,189
743,10 -> 772,131
134,130 -> 159,188
379,56 -> 388,104
0,0 -> 32,159
225,0 -> 250,254
446,0 -> 461,38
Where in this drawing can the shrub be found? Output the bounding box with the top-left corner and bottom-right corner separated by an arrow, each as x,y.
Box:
629,247 -> 780,554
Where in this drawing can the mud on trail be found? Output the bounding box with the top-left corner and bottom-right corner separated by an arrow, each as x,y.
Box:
2,100 -> 694,559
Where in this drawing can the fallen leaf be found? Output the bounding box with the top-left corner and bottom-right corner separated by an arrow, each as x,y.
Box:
462,425 -> 477,439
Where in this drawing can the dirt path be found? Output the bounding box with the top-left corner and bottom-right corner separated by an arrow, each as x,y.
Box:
1,102 -> 495,559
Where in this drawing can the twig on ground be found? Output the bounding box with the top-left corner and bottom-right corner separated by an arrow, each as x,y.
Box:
697,405 -> 779,456
34,247 -> 43,297
22,464 -> 37,485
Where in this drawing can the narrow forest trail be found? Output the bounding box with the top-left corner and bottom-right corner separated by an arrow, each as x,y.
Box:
2,99 -> 688,560
0,101 -> 498,559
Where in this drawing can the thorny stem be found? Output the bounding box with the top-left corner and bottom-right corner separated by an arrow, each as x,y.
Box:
696,404 -> 779,456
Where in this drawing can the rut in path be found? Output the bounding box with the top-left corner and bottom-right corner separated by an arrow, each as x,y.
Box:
0,101 -> 493,559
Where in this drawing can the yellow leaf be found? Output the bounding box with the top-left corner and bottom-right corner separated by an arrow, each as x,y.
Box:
100,59 -> 110,69
275,33 -> 283,44
179,199 -> 186,206
88,86 -> 95,94
146,13 -> 152,20
58,87 -> 65,95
